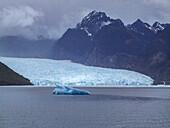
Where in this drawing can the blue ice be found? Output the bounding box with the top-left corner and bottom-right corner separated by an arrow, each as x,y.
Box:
52,85 -> 90,95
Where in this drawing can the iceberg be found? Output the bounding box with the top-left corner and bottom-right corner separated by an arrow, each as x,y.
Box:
52,86 -> 90,95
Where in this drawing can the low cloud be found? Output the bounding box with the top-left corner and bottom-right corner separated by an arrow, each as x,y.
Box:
143,0 -> 170,5
0,6 -> 43,27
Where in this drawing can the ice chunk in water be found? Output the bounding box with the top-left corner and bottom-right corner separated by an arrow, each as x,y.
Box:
52,86 -> 90,95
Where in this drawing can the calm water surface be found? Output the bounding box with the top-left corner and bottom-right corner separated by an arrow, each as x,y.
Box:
0,87 -> 170,128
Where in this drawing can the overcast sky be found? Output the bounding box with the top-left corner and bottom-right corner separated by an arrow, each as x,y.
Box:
0,0 -> 170,39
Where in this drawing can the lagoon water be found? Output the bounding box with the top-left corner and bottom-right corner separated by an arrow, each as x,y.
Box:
0,87 -> 170,128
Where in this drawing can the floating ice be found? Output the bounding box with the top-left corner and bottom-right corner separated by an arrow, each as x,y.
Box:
52,86 -> 90,95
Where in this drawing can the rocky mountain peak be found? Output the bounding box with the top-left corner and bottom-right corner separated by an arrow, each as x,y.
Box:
153,22 -> 161,27
127,19 -> 154,36
152,22 -> 165,32
78,10 -> 124,35
81,10 -> 110,25
135,19 -> 144,24
78,11 -> 113,34
132,19 -> 152,29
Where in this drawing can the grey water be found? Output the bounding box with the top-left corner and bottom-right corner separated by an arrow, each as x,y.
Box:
0,87 -> 170,128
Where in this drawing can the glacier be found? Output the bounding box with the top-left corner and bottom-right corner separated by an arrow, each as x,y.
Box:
53,85 -> 90,95
0,57 -> 154,86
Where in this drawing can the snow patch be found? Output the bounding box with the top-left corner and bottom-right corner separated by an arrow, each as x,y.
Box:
144,24 -> 153,30
84,28 -> 92,36
100,21 -> 111,28
128,27 -> 145,35
80,27 -> 92,36
153,22 -> 165,33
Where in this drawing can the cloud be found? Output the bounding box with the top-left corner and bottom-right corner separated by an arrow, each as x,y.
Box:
0,0 -> 170,39
143,0 -> 170,5
0,6 -> 43,27
142,0 -> 170,23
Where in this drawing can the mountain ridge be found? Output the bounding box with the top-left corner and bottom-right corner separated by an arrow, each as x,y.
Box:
0,62 -> 33,85
0,35 -> 56,58
52,10 -> 170,84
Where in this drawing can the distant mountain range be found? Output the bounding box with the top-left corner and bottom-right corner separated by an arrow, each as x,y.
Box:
51,11 -> 170,84
0,35 -> 56,58
0,11 -> 169,84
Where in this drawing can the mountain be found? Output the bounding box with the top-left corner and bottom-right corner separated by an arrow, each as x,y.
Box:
0,35 -> 56,58
127,19 -> 154,40
0,62 -> 32,85
152,22 -> 167,33
51,11 -> 170,84
146,24 -> 170,84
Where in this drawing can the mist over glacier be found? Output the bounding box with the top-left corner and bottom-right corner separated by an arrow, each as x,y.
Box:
0,57 -> 153,86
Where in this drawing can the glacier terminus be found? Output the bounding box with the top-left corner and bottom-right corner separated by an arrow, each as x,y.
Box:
0,57 -> 153,86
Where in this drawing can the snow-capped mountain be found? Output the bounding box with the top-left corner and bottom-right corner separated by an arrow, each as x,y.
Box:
127,20 -> 168,34
0,57 -> 153,86
127,19 -> 156,43
51,10 -> 170,84
152,22 -> 166,33
78,10 -> 123,35
127,19 -> 154,35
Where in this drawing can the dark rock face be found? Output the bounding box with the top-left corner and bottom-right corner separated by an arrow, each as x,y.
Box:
127,19 -> 155,40
0,62 -> 33,85
53,28 -> 92,61
52,11 -> 170,84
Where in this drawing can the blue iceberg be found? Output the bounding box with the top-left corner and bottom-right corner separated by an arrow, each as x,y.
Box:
52,86 -> 90,95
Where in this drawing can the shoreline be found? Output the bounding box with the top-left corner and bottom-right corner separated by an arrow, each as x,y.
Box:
0,85 -> 170,88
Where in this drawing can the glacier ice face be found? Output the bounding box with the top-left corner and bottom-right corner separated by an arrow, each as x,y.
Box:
52,86 -> 90,95
0,57 -> 154,86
